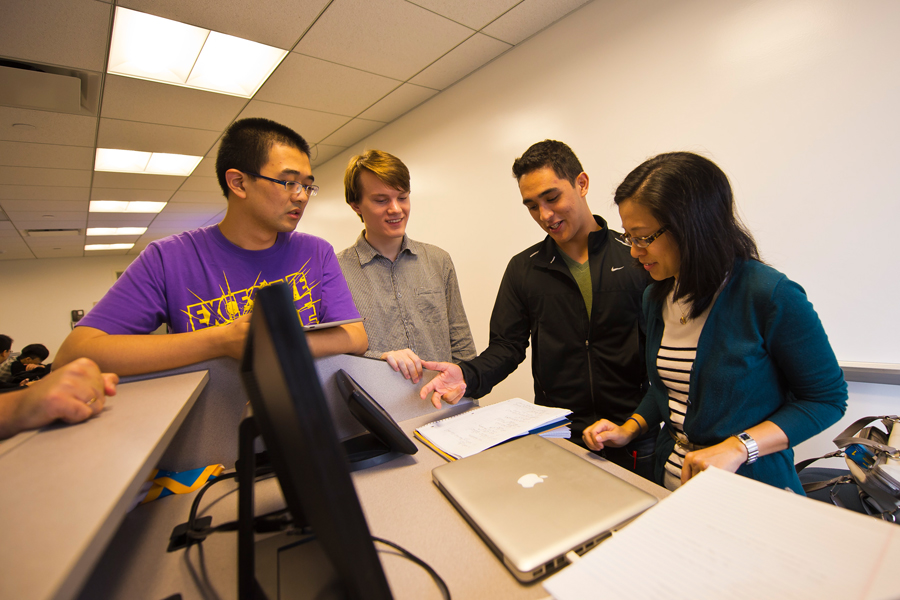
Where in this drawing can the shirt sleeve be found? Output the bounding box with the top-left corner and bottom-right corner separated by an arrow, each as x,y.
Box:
761,277 -> 848,445
317,243 -> 362,324
459,258 -> 530,398
443,255 -> 477,363
77,245 -> 170,335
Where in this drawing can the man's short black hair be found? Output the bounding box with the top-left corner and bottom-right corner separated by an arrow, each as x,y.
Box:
215,118 -> 312,199
0,335 -> 11,353
19,344 -> 49,361
512,140 -> 585,186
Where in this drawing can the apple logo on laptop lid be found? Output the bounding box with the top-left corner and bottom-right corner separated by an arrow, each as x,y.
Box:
517,474 -> 548,488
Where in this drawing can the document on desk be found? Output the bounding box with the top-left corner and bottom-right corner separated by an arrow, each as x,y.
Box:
414,398 -> 571,460
543,467 -> 900,600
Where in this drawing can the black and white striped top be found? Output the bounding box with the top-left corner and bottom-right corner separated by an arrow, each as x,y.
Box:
658,291 -> 714,491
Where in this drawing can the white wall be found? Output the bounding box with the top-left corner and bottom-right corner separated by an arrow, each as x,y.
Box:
301,0 -> 900,414
0,255 -> 135,361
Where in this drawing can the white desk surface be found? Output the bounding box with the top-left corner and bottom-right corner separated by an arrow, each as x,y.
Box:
75,408 -> 669,600
0,370 -> 209,600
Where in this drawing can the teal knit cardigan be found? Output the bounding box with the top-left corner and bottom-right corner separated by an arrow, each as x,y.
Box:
636,259 -> 848,493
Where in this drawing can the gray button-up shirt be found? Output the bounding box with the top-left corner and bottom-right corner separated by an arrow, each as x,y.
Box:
337,233 -> 476,363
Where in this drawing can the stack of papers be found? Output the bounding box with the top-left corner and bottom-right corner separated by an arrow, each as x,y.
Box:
543,467 -> 900,600
414,398 -> 571,460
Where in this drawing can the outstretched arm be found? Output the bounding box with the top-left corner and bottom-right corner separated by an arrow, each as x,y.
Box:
306,322 -> 368,357
0,358 -> 118,439
53,315 -> 252,376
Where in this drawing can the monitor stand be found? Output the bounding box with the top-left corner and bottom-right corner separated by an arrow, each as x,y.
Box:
238,412 -> 346,600
342,432 -> 406,471
255,533 -> 346,600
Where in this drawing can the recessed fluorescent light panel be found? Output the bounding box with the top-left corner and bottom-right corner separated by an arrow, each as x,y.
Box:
95,149 -> 202,176
90,201 -> 167,213
108,7 -> 287,97
85,243 -> 135,251
86,227 -> 148,236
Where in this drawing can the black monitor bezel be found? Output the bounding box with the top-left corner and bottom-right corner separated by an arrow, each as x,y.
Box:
240,284 -> 393,600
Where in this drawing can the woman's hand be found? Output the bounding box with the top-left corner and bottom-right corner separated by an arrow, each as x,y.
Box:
680,437 -> 748,484
583,417 -> 643,451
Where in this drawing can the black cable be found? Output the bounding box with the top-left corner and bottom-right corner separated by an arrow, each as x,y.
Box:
372,536 -> 451,600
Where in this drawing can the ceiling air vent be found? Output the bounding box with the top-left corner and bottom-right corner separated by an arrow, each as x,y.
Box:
25,229 -> 82,237
0,60 -> 82,114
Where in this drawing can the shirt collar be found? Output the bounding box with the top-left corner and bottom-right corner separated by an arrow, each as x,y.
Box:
353,231 -> 416,265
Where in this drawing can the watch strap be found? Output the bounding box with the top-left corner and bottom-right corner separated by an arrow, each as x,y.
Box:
735,431 -> 759,465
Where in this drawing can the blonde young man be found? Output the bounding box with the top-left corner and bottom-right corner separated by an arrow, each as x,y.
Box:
337,150 -> 476,382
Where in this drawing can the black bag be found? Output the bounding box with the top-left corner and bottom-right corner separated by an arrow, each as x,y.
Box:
796,415 -> 900,522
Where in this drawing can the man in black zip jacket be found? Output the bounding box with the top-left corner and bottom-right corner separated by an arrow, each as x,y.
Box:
420,140 -> 655,479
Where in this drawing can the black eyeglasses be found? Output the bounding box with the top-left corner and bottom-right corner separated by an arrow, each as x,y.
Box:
618,227 -> 667,248
247,172 -> 319,197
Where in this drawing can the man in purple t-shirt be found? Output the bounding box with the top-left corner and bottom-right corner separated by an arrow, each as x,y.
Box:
55,118 -> 367,376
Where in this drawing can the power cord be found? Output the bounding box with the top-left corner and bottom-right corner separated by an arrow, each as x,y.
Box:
372,536 -> 451,600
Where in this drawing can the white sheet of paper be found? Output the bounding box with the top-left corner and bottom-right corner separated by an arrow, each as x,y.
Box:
415,398 -> 571,458
543,467 -> 900,600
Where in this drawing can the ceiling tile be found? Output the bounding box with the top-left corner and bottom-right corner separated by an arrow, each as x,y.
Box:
5,210 -> 86,221
159,202 -> 226,214
0,199 -> 88,212
0,107 -> 97,147
97,119 -> 220,156
101,75 -> 247,131
295,0 -> 473,80
15,218 -> 86,229
0,166 -> 92,187
256,54 -> 400,117
0,0 -> 112,71
168,190 -> 226,203
193,157 -> 217,178
359,84 -> 438,123
90,188 -> 175,202
0,241 -> 34,261
408,0 -> 520,30
92,172 -> 186,191
179,176 -> 221,193
0,141 -> 94,170
410,33 -> 511,90
87,213 -> 155,226
118,0 -> 330,50
0,185 -> 89,201
153,212 -> 222,222
310,144 -> 347,167
33,248 -> 86,258
320,119 -> 385,147
482,0 -> 591,45
150,214 -> 217,229
235,100 -> 350,145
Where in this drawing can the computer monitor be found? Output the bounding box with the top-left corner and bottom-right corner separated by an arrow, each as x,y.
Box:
240,283 -> 393,600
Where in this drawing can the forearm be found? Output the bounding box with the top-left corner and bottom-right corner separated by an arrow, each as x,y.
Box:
306,322 -> 367,358
738,420 -> 789,458
0,390 -> 26,439
54,326 -> 233,376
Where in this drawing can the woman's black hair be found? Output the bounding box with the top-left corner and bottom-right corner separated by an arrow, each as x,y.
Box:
614,152 -> 759,319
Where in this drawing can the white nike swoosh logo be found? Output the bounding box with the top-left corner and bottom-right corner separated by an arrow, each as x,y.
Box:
611,266 -> 625,272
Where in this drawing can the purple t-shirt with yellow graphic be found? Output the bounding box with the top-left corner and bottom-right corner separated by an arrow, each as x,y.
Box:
79,225 -> 360,335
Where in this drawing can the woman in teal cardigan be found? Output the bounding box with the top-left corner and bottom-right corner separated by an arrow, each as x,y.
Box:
584,152 -> 847,493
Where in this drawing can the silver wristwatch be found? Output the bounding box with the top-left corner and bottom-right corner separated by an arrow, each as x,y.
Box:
735,431 -> 759,465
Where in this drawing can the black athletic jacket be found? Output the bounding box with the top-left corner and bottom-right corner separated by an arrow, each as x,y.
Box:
459,216 -> 651,438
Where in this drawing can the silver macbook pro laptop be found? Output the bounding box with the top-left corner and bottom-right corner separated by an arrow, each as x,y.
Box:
432,434 -> 658,582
